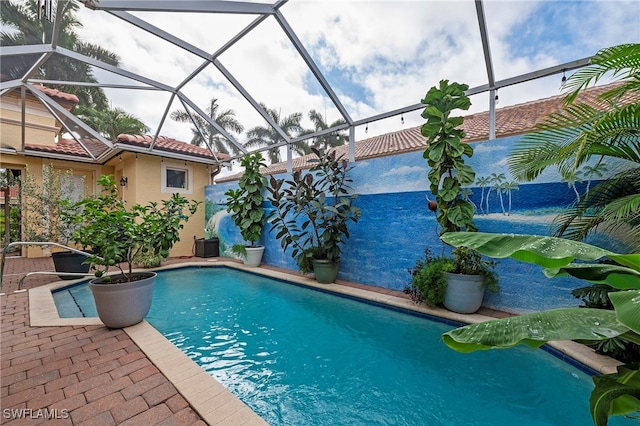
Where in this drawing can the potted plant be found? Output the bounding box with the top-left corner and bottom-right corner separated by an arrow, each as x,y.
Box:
66,175 -> 200,328
267,148 -> 362,283
21,165 -> 90,279
225,152 -> 268,267
416,79 -> 498,313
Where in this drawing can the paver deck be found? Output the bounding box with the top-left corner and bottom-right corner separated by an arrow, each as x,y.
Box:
1,254 -> 623,425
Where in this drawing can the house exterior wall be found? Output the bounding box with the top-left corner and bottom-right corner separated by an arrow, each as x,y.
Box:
1,93 -> 65,149
205,136 -> 631,314
113,154 -> 208,257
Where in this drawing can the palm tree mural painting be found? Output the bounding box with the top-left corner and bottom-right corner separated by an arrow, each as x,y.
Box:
476,176 -> 491,215
564,171 -> 583,203
581,162 -> 609,194
245,104 -> 303,164
502,181 -> 519,216
490,172 -> 506,215
171,98 -> 244,156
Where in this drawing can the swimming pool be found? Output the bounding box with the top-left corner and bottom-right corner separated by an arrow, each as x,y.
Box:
53,267 -> 634,425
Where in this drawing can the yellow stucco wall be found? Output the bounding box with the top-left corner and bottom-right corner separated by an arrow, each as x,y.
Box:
114,154 -> 208,257
1,93 -> 65,149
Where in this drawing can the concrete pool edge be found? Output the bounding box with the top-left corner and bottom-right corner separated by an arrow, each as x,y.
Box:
29,260 -> 623,422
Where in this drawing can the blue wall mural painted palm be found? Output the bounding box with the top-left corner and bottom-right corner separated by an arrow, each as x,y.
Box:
205,135 -> 630,314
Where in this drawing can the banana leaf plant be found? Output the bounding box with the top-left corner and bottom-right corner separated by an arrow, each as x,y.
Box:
439,231 -> 640,425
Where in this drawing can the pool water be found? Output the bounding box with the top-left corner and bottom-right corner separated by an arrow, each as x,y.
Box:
54,267 -> 634,425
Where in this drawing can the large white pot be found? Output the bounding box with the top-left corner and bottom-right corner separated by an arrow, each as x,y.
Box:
243,246 -> 265,267
443,272 -> 485,314
89,272 -> 156,328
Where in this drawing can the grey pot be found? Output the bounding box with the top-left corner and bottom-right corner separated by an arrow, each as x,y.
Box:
443,272 -> 485,314
89,272 -> 156,328
312,259 -> 339,284
243,246 -> 264,267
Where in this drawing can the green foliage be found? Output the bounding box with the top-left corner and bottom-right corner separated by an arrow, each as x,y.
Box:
74,105 -> 149,141
267,148 -> 362,274
65,175 -> 200,281
170,97 -> 244,155
440,231 -> 640,425
450,246 -> 499,292
245,103 -> 303,163
20,165 -> 82,245
0,0 -> 119,109
420,79 -> 476,235
225,153 -> 268,249
508,43 -> 640,250
406,249 -> 455,307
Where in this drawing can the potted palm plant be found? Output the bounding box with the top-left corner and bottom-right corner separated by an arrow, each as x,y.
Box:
267,148 -> 362,283
21,165 -> 89,279
416,79 -> 499,313
66,175 -> 200,328
225,152 -> 268,267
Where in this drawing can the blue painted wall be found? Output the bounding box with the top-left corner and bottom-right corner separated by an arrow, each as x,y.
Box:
205,135 -> 630,314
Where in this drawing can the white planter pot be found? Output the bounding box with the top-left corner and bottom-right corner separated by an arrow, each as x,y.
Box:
89,272 -> 156,328
243,246 -> 265,267
443,272 -> 485,314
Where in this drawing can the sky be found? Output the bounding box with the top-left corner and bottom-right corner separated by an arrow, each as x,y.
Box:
65,0 -> 640,171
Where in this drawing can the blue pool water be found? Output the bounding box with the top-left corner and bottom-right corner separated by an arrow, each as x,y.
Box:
54,267 -> 635,425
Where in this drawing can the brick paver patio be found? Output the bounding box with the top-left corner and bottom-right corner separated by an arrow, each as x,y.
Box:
1,255 -> 206,425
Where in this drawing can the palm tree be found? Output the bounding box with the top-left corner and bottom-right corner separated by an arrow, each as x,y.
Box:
581,162 -> 609,194
508,43 -> 640,249
502,180 -> 519,215
298,110 -> 348,156
1,1 -> 120,110
245,104 -> 303,164
490,172 -> 506,215
75,105 -> 149,141
564,170 -> 583,203
475,176 -> 491,215
170,98 -> 244,155
460,187 -> 477,213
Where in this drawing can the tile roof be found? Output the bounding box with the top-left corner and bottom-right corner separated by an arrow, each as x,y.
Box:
31,84 -> 79,106
217,82 -> 627,182
116,134 -> 230,161
25,137 -> 110,158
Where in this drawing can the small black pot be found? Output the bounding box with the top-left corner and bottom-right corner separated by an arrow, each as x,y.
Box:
52,251 -> 91,280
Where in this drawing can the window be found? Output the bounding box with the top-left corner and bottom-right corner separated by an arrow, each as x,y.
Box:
161,162 -> 193,194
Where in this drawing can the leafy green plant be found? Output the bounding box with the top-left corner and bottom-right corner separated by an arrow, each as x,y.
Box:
65,175 -> 200,282
20,165 -> 82,245
439,231 -> 640,425
421,79 -> 476,235
410,255 -> 455,307
225,152 -> 268,257
266,148 -> 362,273
572,283 -> 640,364
507,43 -> 640,250
450,246 -> 499,292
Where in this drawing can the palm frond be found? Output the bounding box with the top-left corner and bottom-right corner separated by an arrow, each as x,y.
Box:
563,43 -> 640,103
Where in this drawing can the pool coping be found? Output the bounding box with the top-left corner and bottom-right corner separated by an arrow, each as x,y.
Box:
29,260 -> 623,424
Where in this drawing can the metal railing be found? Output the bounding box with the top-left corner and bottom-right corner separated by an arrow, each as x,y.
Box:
0,242 -> 97,292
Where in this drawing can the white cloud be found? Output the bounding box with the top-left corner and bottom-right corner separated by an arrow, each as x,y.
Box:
381,165 -> 424,178
70,0 -> 638,156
